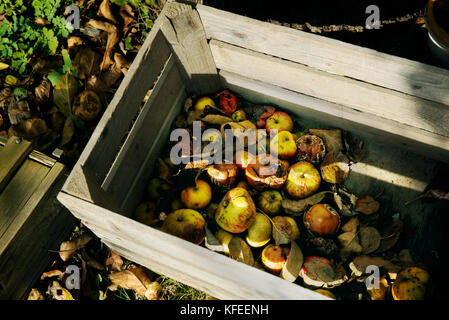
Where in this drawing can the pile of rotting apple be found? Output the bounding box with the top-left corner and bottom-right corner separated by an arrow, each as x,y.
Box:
132,90 -> 430,300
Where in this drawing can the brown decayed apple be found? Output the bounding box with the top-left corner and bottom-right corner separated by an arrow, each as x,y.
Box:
207,163 -> 239,188
270,130 -> 297,160
246,154 -> 288,191
295,134 -> 326,163
285,161 -> 321,199
215,187 -> 257,233
161,209 -> 206,244
304,204 -> 340,236
180,179 -> 212,209
261,244 -> 290,274
265,111 -> 294,133
272,216 -> 300,241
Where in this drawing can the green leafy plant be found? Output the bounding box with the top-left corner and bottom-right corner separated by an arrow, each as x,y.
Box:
0,0 -> 74,74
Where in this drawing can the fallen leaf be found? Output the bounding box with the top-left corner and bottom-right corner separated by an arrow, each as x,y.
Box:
27,288 -> 45,300
98,0 -> 118,24
108,266 -> 159,299
377,218 -> 402,252
35,17 -> 51,26
343,131 -> 365,162
60,117 -> 75,147
309,128 -> 343,154
332,186 -> 359,217
272,216 -> 299,245
349,255 -> 401,277
204,225 -> 224,253
338,231 -> 363,256
47,281 -> 74,300
54,73 -> 78,117
355,195 -> 380,215
186,110 -> 204,125
35,77 -> 51,103
82,250 -> 105,271
73,48 -> 101,79
228,236 -> 255,266
40,269 -> 65,281
342,218 -> 359,233
67,36 -> 85,50
120,4 -> 135,35
101,63 -> 122,88
59,233 -> 92,262
86,19 -> 119,71
8,100 -> 31,125
359,226 -> 381,254
280,241 -> 304,282
300,258 -> 347,288
114,52 -> 131,74
282,191 -> 330,214
201,114 -> 233,125
105,250 -> 124,271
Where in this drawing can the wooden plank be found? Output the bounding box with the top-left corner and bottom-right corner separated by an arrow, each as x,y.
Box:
219,70 -> 449,163
211,40 -> 449,141
159,1 -> 220,94
197,4 -> 449,107
0,160 -> 49,242
0,135 -> 57,167
0,163 -> 76,300
62,17 -> 173,204
102,55 -> 185,209
57,192 -> 328,300
0,137 -> 32,192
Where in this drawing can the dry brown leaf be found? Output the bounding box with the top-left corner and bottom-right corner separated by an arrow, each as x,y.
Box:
282,191 -> 330,214
101,63 -> 122,88
349,255 -> 401,277
280,241 -> 304,282
114,53 -> 131,74
300,259 -> 347,288
86,19 -> 119,71
35,77 -> 51,103
228,236 -> 255,266
105,250 -> 124,271
47,281 -> 74,300
342,217 -> 359,233
27,288 -> 45,300
338,231 -> 363,256
67,36 -> 85,50
120,4 -> 135,35
108,267 -> 159,299
60,117 -> 75,147
8,100 -> 31,125
355,195 -> 380,215
378,218 -> 403,252
59,233 -> 92,262
309,128 -> 343,154
98,0 -> 118,24
73,48 -> 101,79
201,114 -> 233,125
40,269 -> 64,281
359,226 -> 381,254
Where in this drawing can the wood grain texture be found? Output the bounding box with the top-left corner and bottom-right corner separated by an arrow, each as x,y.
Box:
0,137 -> 32,193
62,19 -> 172,204
219,70 -> 449,163
57,192 -> 327,300
160,1 -> 220,94
211,40 -> 449,140
197,4 -> 449,107
102,55 -> 185,210
0,163 -> 75,300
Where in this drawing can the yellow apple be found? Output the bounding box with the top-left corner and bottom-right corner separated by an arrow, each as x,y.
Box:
270,131 -> 297,159
285,161 -> 321,199
246,213 -> 272,247
161,209 -> 206,244
257,190 -> 283,215
265,111 -> 293,133
194,96 -> 215,112
180,179 -> 212,209
215,187 -> 256,233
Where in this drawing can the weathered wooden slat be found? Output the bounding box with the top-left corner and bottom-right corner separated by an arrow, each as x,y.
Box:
219,70 -> 449,163
0,163 -> 75,300
102,55 -> 185,209
0,160 -> 50,242
197,4 -> 449,107
211,40 -> 449,142
62,18 -> 173,204
0,137 -> 32,193
57,192 -> 328,300
159,2 -> 220,95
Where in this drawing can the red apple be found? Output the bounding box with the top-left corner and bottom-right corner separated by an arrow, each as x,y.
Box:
265,111 -> 294,133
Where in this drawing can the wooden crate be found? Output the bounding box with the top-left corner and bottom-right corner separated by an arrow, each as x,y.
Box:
57,1 -> 449,300
0,136 -> 76,300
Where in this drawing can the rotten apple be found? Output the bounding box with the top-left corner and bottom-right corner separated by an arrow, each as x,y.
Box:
245,154 -> 288,191
304,204 -> 340,236
207,163 -> 239,188
295,134 -> 326,163
161,209 -> 206,244
180,179 -> 212,209
261,244 -> 290,274
257,190 -> 283,216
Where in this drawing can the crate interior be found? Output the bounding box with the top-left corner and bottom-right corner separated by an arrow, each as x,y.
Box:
104,53 -> 449,298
